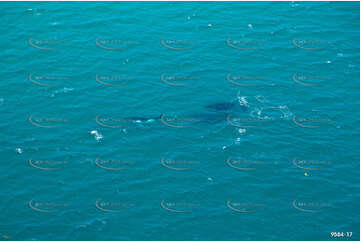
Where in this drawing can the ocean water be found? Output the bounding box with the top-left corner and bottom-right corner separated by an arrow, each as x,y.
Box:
0,1 -> 359,241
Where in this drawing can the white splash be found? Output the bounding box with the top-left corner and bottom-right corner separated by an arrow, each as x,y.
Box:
51,87 -> 74,97
278,105 -> 293,120
238,96 -> 249,109
90,130 -> 103,141
15,148 -> 23,154
237,91 -> 249,107
238,128 -> 246,134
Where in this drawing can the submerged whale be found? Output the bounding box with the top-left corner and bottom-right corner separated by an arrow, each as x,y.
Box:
205,102 -> 235,112
123,101 -> 246,124
206,102 -> 247,112
190,101 -> 246,124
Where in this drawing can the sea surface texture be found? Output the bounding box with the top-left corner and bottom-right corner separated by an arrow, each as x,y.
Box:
0,2 -> 359,241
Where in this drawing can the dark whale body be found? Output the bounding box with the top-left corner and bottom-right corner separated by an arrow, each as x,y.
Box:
205,102 -> 235,112
205,101 -> 247,112
123,102 -> 245,124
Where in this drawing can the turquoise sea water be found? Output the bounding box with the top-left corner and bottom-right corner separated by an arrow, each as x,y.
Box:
0,1 -> 359,240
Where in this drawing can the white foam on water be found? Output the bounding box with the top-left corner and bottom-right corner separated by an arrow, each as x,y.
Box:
15,147 -> 23,154
278,105 -> 293,120
51,87 -> 74,97
237,92 -> 249,107
90,130 -> 103,141
242,92 -> 293,121
255,95 -> 266,103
